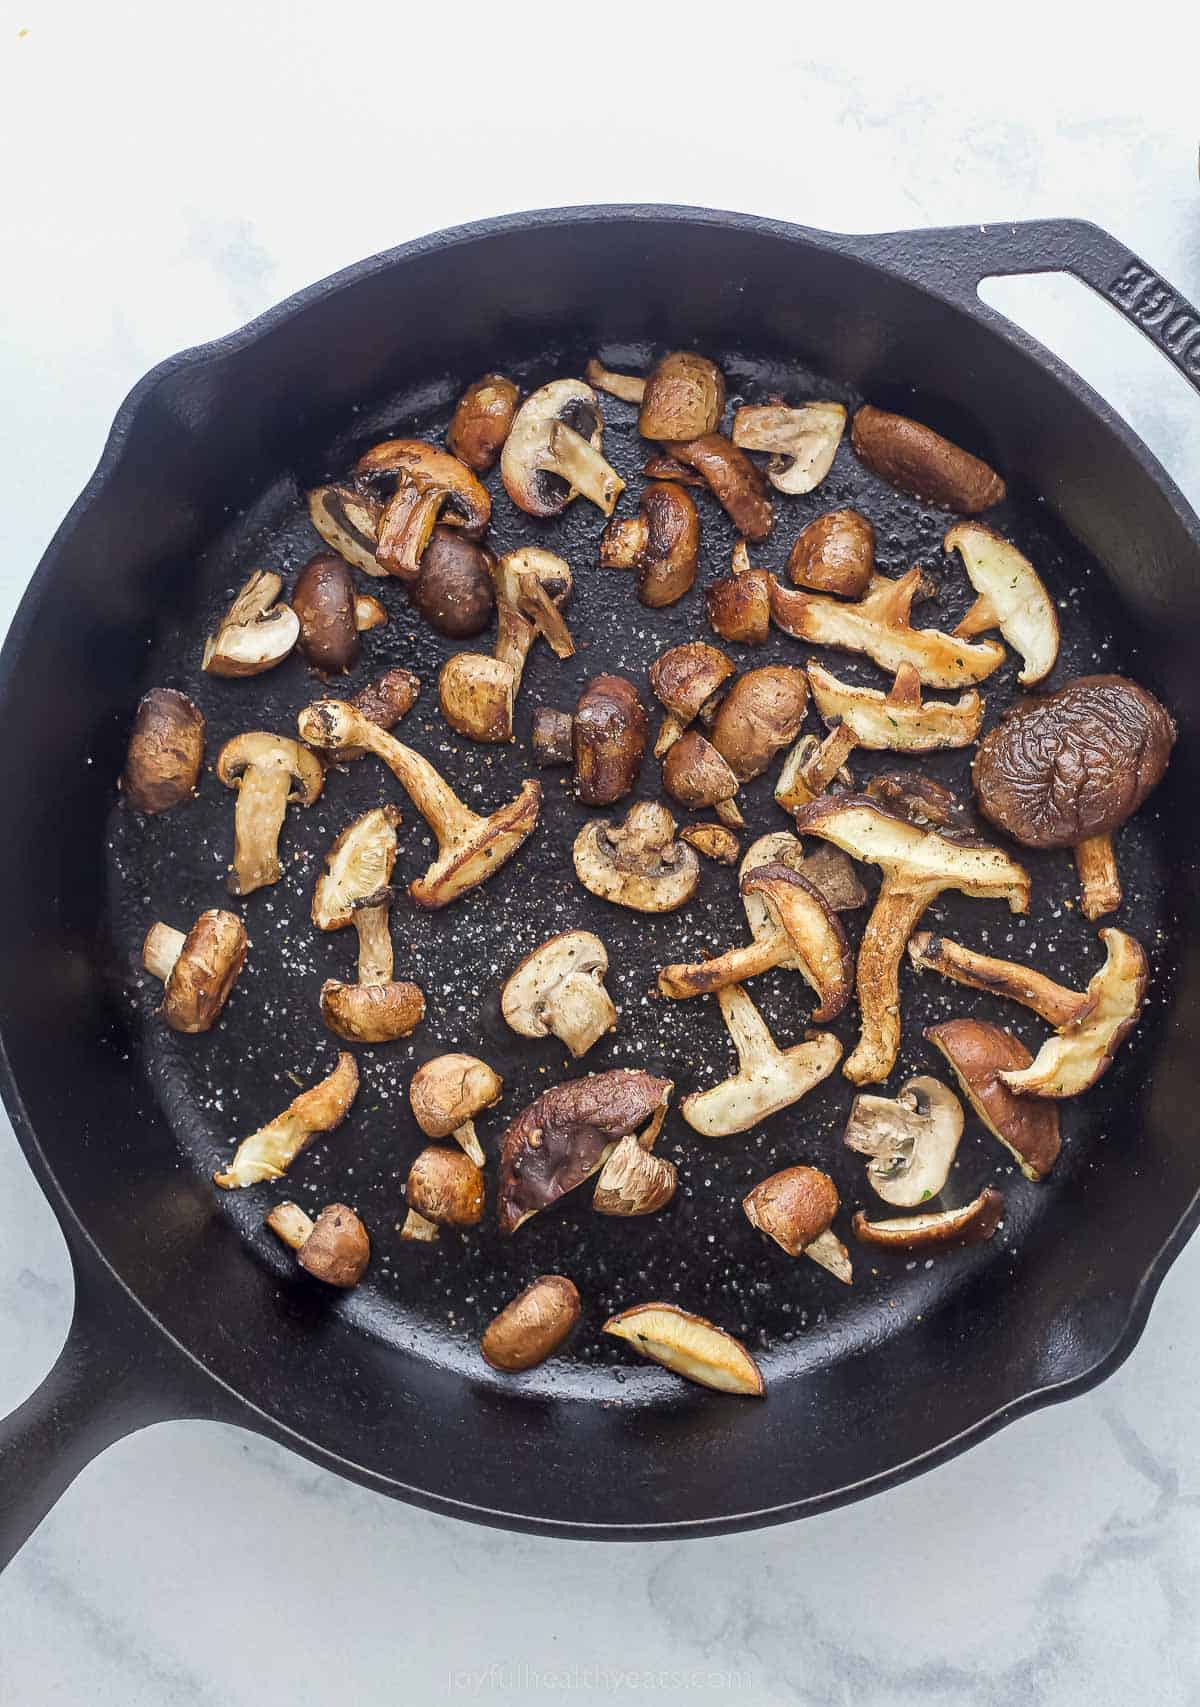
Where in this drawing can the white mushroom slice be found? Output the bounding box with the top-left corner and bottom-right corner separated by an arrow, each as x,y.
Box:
573,802 -> 700,913
603,1303 -> 764,1396
945,522 -> 1059,686
307,485 -> 387,578
853,1187 -> 1005,1251
807,661 -> 983,750
202,571 -> 300,677
731,402 -> 847,495
843,1074 -> 963,1206
502,931 -> 617,1058
681,985 -> 842,1137
501,379 -> 623,518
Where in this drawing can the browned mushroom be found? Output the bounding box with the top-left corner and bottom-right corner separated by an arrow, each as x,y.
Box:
402,1144 -> 484,1239
439,547 -> 573,744
592,1135 -> 677,1215
864,770 -> 973,832
648,641 -> 735,757
599,482 -> 700,608
355,439 -> 490,581
202,571 -> 300,676
142,909 -> 248,1034
786,508 -> 875,597
710,665 -> 809,781
653,434 -> 773,541
481,1275 -> 581,1371
925,1018 -> 1061,1180
501,931 -> 616,1059
731,402 -> 847,495
704,541 -> 772,644
773,729 -> 859,814
603,1303 -> 764,1396
213,1052 -> 359,1189
121,688 -> 205,814
639,351 -> 726,441
680,822 -> 741,863
742,1165 -> 851,1281
661,730 -> 744,827
740,829 -> 868,913
584,357 -> 647,405
851,404 -> 1006,512
853,1188 -> 1004,1252
410,528 -> 495,638
216,733 -> 325,896
292,554 -> 366,674
307,484 -> 388,578
573,801 -> 700,913
409,1053 -> 503,1168
446,373 -> 520,473
944,522 -> 1058,685
530,708 -> 575,767
501,379 -> 623,518
323,667 -> 421,761
681,985 -> 842,1137
572,675 -> 647,806
266,1201 -> 370,1287
801,663 -> 985,786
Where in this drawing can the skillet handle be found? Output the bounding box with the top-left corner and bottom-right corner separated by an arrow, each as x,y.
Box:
844,218 -> 1200,399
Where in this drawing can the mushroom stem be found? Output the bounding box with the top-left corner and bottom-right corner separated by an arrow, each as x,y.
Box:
659,932 -> 785,1000
1074,833 -> 1122,921
777,724 -> 859,811
265,1201 -> 316,1250
653,712 -> 687,759
376,486 -> 450,581
584,358 -> 646,404
493,606 -> 536,677
846,883 -> 938,1086
805,1228 -> 854,1285
353,901 -> 394,986
452,1119 -> 485,1168
548,421 -> 623,513
400,1207 -> 440,1242
231,759 -> 296,894
312,707 -> 478,846
142,923 -> 186,983
907,931 -> 1086,1028
719,984 -> 781,1074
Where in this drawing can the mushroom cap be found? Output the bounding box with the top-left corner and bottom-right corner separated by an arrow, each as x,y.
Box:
573,802 -> 700,913
787,507 -> 875,596
740,862 -> 853,1022
842,1073 -> 964,1207
412,528 -> 496,637
730,402 -> 847,495
500,379 -> 610,518
438,652 -> 517,744
312,805 -> 402,930
638,350 -> 726,441
973,674 -> 1176,848
481,1275 -> 581,1372
291,554 -> 360,674
202,570 -> 300,677
602,1303 -> 764,1397
446,372 -> 520,474
121,688 -> 205,814
297,1203 -> 371,1287
743,1164 -> 839,1256
320,979 -> 426,1043
409,1053 -> 503,1138
661,729 -> 740,811
925,1018 -> 1061,1181
157,909 -> 248,1034
945,522 -> 1059,686
710,665 -> 809,781
572,675 -> 647,806
501,930 -> 616,1058
851,404 -> 1006,512
853,1187 -> 1004,1251
406,1144 -> 485,1228
217,732 -> 325,803
648,641 -> 735,723
348,668 -> 420,737
307,484 -> 387,578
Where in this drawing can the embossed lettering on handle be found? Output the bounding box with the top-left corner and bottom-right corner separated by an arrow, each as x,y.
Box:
1108,261 -> 1200,377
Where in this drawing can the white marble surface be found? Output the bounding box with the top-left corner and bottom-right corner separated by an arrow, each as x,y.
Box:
3,4 -> 1200,1702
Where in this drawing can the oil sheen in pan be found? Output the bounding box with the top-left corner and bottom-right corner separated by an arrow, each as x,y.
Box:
104,343 -> 1173,1396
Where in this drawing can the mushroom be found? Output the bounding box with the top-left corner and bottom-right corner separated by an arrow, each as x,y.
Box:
680,985 -> 842,1137
291,554 -> 376,674
973,674 -> 1176,920
740,828 -> 868,913
409,1053 -> 503,1168
731,401 -> 847,495
864,770 -> 973,831
593,1134 -> 678,1216
202,570 -> 299,676
851,404 -> 1006,512
573,801 -> 700,913
742,1165 -> 851,1282
661,730 -> 744,827
502,930 -> 617,1059
497,1068 -> 672,1233
925,1018 -> 1061,1180
265,1201 -> 370,1287
769,561 -> 1006,686
603,1303 -> 764,1397
710,664 -> 809,781
402,1144 -> 484,1240
807,661 -> 985,765
599,482 -> 700,608
658,862 -> 852,1021
909,926 -> 1148,1099
584,356 -> 646,405
446,372 -> 520,473
680,822 -> 740,864
572,675 -> 647,805
638,350 -> 726,440
944,522 -> 1059,686
324,667 -> 421,761
794,795 -> 1031,1085
481,1276 -> 582,1372
530,708 -> 575,767
121,688 -> 205,814
500,378 -> 623,518
773,728 -> 859,813
439,547 -> 574,744
642,451 -> 706,487
786,508 -> 875,597
853,1188 -> 1005,1252
142,909 -> 248,1034
704,541 -> 772,644
410,528 -> 495,638
307,484 -> 388,578
312,807 -> 425,1043
298,699 -> 541,909
652,434 -> 772,540
842,1074 -> 964,1206
355,439 -> 490,581
648,641 -> 736,757
213,1052 -> 359,1188
216,732 -> 325,896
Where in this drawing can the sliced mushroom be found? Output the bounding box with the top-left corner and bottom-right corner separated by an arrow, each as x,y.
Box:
648,641 -> 735,757
142,909 -> 248,1034
787,508 -> 875,597
202,571 -> 299,677
638,351 -> 725,441
307,484 -> 387,578
944,522 -> 1059,685
842,1074 -> 963,1206
808,661 -> 984,755
864,770 -> 973,832
439,547 -> 574,744
774,727 -> 858,813
742,1165 -> 851,1283
266,1201 -> 370,1287
851,404 -> 1006,513
572,675 -> 647,805
710,664 -> 809,782
312,806 -> 425,1043
481,1275 -> 582,1372
497,1068 -> 672,1233
740,828 -> 867,913
216,732 -> 325,896
292,554 -> 363,674
925,1018 -> 1061,1180
411,528 -> 495,638
404,1144 -> 484,1237
602,1303 -> 764,1396
584,356 -> 646,405
731,401 -> 846,495
409,1053 -> 503,1168
599,482 -> 700,608
121,688 -> 205,814
501,378 -> 623,518
795,795 -> 1030,1084
654,434 -> 772,540
299,699 -> 541,909
573,801 -> 700,913
681,985 -> 842,1137
446,372 -> 520,473
355,439 -> 490,581
661,730 -> 743,826
853,1188 -> 1004,1251
680,822 -> 740,864
705,541 -> 772,644
213,1052 -> 359,1189
593,1134 -> 677,1216
910,927 -> 1148,1099
502,930 -> 617,1059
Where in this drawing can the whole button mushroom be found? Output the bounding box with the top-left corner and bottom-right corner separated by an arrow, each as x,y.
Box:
411,528 -> 495,638
787,508 -> 875,597
142,909 -> 248,1034
709,665 -> 809,782
266,1201 -> 370,1288
743,1164 -> 851,1283
292,553 -> 370,674
599,482 -> 700,608
121,688 -> 205,814
704,543 -> 772,644
409,1053 -> 503,1168
446,372 -> 520,474
481,1275 -> 582,1373
638,351 -> 726,442
401,1145 -> 485,1242
851,404 -> 1006,514
571,675 -> 647,806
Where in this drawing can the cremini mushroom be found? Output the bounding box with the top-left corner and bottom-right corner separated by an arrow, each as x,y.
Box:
842,1074 -> 964,1206
742,1165 -> 851,1282
584,356 -> 646,405
502,930 -> 617,1059
121,688 -> 205,814
681,984 -> 842,1137
705,540 -> 772,644
658,862 -> 852,1022
710,664 -> 809,781
795,795 -> 1031,1084
497,1068 -> 672,1233
652,434 -> 772,540
202,570 -> 299,676
661,730 -> 744,827
307,484 -> 387,578
593,1134 -> 678,1216
298,699 -> 540,909
325,667 -> 421,761
865,770 -> 973,831
925,1018 -> 1061,1180
481,1275 -> 582,1372
291,554 -> 373,675
638,351 -> 726,441
909,926 -> 1148,1099
603,1303 -> 764,1396
740,828 -> 868,913
853,1188 -> 1005,1252
265,1201 -> 370,1287
572,675 -> 647,805
446,372 -> 520,473
411,528 -> 495,638
530,708 -> 575,767
731,401 -> 847,495
648,641 -> 735,757
599,482 -> 700,608
355,438 -> 490,580
808,660 -> 984,755
573,801 -> 700,913
402,1144 -> 484,1240
851,404 -> 1006,513
312,806 -> 425,1043
213,1052 -> 359,1189
142,909 -> 248,1034
773,728 -> 858,813
439,547 -> 574,744
680,822 -> 741,863
409,1053 -> 503,1168
216,732 -> 325,896
787,508 -> 875,597
501,378 -> 623,518
944,522 -> 1059,685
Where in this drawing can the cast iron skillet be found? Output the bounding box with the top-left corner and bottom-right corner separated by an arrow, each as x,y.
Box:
2,207 -> 1199,1563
